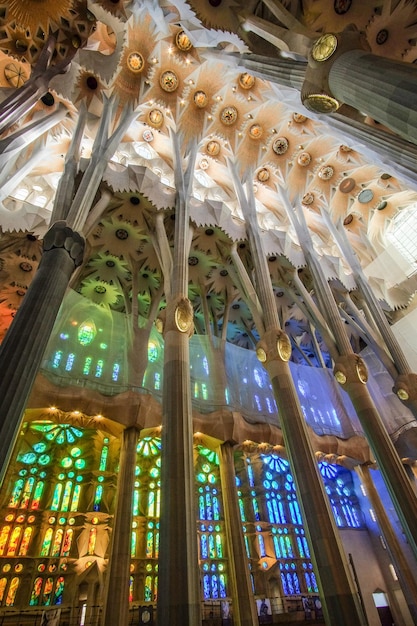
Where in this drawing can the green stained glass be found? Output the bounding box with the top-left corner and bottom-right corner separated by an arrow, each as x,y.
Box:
146,531 -> 153,558
8,479 -> 24,508
137,437 -> 161,457
78,320 -> 96,346
144,576 -> 152,601
31,481 -> 44,509
42,577 -> 53,605
75,459 -> 85,469
99,445 -> 108,471
61,458 -> 72,469
94,485 -> 103,511
38,455 -> 50,466
133,490 -> 139,516
71,484 -> 81,511
19,452 -> 37,465
83,357 -> 92,375
61,481 -> 72,511
51,484 -> 62,510
41,528 -> 53,556
71,447 -> 81,458
30,577 -> 42,606
33,443 -> 47,453
131,531 -> 137,557
148,342 -> 158,362
150,468 -> 159,478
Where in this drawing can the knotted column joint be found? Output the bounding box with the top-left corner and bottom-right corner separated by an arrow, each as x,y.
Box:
392,373 -> 417,402
256,328 -> 292,364
157,295 -> 194,337
43,220 -> 85,267
333,354 -> 368,386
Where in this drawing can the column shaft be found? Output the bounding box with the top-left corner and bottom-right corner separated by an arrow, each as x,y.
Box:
103,426 -> 139,626
0,222 -> 84,484
218,443 -> 258,626
158,329 -> 201,625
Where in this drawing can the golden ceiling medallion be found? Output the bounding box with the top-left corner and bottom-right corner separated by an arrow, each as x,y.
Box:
249,123 -> 263,139
302,192 -> 314,205
277,334 -> 291,362
303,93 -> 340,114
193,90 -> 208,108
318,165 -> 334,180
127,51 -> 145,73
396,388 -> 409,401
334,370 -> 347,384
174,300 -> 193,333
272,137 -> 289,155
297,151 -> 312,167
147,109 -> 164,128
257,168 -> 270,182
206,140 -> 220,156
238,73 -> 255,90
311,33 -> 338,62
160,70 -> 179,92
175,30 -> 193,51
220,106 -> 238,126
292,112 -> 307,123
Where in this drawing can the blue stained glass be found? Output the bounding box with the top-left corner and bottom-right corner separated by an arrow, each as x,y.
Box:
287,573 -> 295,595
199,495 -> 205,520
238,499 -> 246,521
215,535 -> 222,558
65,353 -> 75,371
203,575 -> 210,599
252,498 -> 260,521
205,493 -> 213,520
209,535 -> 215,558
95,359 -> 103,378
211,575 -> 219,598
212,496 -> 220,520
258,534 -> 266,557
112,363 -> 120,381
83,357 -> 92,375
219,574 -> 226,598
52,351 -> 63,368
247,463 -> 255,487
201,535 -> 208,559
293,573 -> 300,594
296,537 -> 304,558
280,573 -> 288,595
203,356 -> 209,375
254,395 -> 262,411
267,501 -> 274,523
273,536 -> 281,558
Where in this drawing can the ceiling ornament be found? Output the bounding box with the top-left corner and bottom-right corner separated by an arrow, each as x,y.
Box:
257,168 -> 270,182
175,30 -> 193,51
160,70 -> 179,92
249,124 -> 263,139
4,62 -> 29,88
206,140 -> 221,156
127,51 -> 145,73
147,109 -> 164,128
272,137 -> 289,155
302,192 -> 315,205
297,151 -> 312,167
317,165 -> 335,180
238,73 -> 255,90
220,106 -> 238,125
194,90 -> 208,108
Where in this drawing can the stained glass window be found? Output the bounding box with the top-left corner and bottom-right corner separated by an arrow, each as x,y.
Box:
30,577 -> 42,606
54,577 -> 65,605
319,462 -> 363,528
5,577 -> 19,606
18,527 -> 32,556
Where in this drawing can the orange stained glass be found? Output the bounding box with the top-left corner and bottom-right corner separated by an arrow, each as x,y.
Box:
0,578 -> 7,602
7,526 -> 21,556
0,526 -> 10,556
88,527 -> 97,555
5,577 -> 19,606
18,527 -> 32,556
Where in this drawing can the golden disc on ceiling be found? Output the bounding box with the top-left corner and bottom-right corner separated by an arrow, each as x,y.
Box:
343,214 -> 354,225
303,93 -> 340,114
147,109 -> 164,128
206,140 -> 220,156
249,124 -> 263,139
220,106 -> 238,125
272,137 -> 289,155
127,51 -> 145,73
193,90 -> 208,108
292,112 -> 307,123
339,177 -> 355,193
4,62 -> 29,88
318,165 -> 334,180
297,151 -> 312,167
160,70 -> 179,92
302,192 -> 315,205
257,168 -> 270,182
175,30 -> 193,51
238,73 -> 255,89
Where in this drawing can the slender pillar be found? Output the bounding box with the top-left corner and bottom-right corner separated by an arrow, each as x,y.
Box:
356,465 -> 417,624
218,443 -> 258,626
103,426 -> 139,626
0,220 -> 84,484
157,136 -> 201,625
158,301 -> 201,625
229,170 -> 367,626
283,194 -> 417,563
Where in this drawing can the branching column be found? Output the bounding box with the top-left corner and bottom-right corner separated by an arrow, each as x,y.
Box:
230,172 -> 367,626
218,443 -> 258,626
0,221 -> 84,484
157,136 -> 201,626
284,196 -> 417,563
103,426 -> 139,626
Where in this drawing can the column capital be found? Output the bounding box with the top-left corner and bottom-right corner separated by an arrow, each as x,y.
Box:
157,296 -> 194,337
256,328 -> 292,364
301,29 -> 368,114
393,372 -> 417,402
43,220 -> 85,267
333,354 -> 368,386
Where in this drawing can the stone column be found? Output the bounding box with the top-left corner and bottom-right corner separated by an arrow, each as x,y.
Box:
229,172 -> 367,626
0,220 -> 84,485
356,465 -> 417,624
218,443 -> 258,626
102,426 -> 139,626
